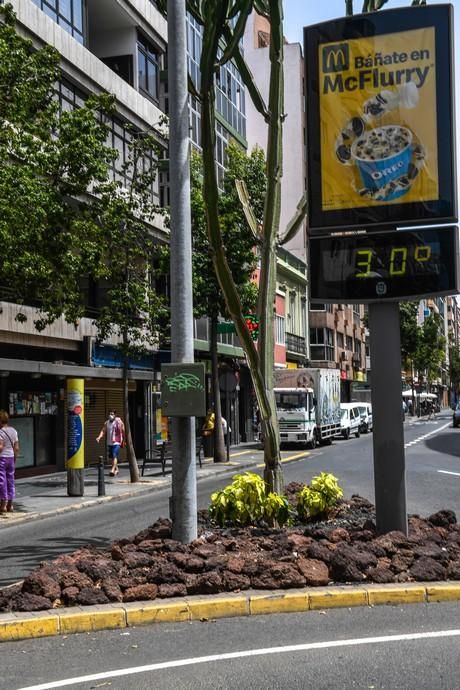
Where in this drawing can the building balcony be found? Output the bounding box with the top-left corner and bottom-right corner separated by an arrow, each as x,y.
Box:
286,332 -> 307,356
13,0 -> 166,130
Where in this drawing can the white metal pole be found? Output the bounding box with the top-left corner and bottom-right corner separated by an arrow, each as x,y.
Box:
167,0 -> 197,542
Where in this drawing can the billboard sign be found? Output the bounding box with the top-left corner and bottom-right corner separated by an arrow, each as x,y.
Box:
309,226 -> 459,302
304,5 -> 456,233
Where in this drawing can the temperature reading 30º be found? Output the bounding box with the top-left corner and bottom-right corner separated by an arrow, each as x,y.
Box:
355,245 -> 432,278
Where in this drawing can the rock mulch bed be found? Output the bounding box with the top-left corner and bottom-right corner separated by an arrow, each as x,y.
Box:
1,492 -> 460,613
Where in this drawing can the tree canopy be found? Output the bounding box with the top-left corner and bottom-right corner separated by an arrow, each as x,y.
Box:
0,4 -> 115,328
191,143 -> 262,321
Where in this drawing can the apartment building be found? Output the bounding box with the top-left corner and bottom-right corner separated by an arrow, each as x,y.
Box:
3,0 -> 168,474
275,248 -> 309,369
309,304 -> 367,402
243,12 -> 367,390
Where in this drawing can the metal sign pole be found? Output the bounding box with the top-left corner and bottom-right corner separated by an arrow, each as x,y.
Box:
167,0 -> 197,543
368,302 -> 408,535
226,391 -> 230,463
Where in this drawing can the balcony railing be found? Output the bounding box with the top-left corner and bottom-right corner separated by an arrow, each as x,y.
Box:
286,332 -> 307,355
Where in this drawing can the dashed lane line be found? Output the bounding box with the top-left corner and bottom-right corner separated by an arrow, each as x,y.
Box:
405,421 -> 450,449
438,470 -> 460,477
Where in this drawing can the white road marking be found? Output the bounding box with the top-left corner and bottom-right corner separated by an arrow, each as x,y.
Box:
404,421 -> 450,449
17,629 -> 460,690
438,470 -> 460,477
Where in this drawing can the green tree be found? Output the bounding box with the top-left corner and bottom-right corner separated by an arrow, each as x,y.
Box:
449,346 -> 460,401
92,131 -> 168,482
191,144 -> 261,462
0,4 -> 115,328
414,313 -> 446,390
399,302 -> 419,406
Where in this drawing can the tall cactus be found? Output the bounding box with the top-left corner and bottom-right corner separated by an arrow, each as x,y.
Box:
190,0 -> 284,493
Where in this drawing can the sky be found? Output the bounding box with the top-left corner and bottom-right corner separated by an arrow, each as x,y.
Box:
282,0 -> 459,44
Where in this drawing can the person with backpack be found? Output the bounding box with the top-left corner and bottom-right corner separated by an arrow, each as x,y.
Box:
0,411 -> 19,515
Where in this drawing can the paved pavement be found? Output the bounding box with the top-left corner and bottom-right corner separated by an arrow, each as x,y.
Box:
1,444 -> 262,527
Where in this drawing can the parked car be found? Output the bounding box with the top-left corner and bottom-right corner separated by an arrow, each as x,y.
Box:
357,403 -> 373,433
337,403 -> 361,439
453,403 -> 460,428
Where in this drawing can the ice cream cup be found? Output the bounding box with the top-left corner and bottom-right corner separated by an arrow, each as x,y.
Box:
351,125 -> 413,201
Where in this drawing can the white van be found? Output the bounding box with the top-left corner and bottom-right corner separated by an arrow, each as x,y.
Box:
337,403 -> 361,439
356,403 -> 373,433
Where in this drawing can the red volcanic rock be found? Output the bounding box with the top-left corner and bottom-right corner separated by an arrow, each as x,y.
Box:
22,571 -> 61,602
76,587 -> 110,606
428,510 -> 457,527
185,571 -> 223,595
287,533 -> 313,552
222,571 -> 251,591
158,583 -> 187,598
102,578 -> 123,602
367,565 -> 396,583
252,562 -> 306,590
14,593 -> 53,611
296,557 -> 330,586
410,557 -> 447,582
1,497 -> 460,613
123,584 -> 158,602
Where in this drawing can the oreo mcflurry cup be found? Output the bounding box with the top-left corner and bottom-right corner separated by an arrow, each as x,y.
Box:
351,125 -> 413,201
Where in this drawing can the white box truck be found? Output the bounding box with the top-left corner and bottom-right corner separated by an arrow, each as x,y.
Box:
274,368 -> 341,448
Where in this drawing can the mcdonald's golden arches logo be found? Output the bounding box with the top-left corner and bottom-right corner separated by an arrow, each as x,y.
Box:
322,43 -> 349,73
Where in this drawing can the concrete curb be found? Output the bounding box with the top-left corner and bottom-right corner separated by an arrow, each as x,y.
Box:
1,581 -> 460,643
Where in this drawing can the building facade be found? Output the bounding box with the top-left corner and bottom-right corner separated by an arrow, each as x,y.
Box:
4,0 -> 169,474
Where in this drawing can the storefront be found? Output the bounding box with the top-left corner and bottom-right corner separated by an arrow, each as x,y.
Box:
0,358 -> 154,477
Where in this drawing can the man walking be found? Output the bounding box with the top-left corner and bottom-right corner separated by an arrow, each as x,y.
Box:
96,410 -> 125,476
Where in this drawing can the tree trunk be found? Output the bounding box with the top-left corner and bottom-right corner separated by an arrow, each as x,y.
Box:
198,2 -> 284,493
122,337 -> 139,483
210,313 -> 226,462
257,0 -> 284,495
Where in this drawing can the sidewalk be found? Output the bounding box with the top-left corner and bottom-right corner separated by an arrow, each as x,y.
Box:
0,444 -> 262,527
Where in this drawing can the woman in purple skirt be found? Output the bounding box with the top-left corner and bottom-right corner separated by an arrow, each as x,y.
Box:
0,411 -> 19,515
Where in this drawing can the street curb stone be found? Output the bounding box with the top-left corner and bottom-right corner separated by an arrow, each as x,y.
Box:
1,581 -> 460,643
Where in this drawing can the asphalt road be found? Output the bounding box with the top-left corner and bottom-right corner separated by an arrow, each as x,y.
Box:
2,601 -> 460,689
0,411 -> 458,587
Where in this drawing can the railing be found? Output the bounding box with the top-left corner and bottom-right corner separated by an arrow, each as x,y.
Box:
286,332 -> 307,355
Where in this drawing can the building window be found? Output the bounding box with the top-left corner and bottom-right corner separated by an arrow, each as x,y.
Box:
337,332 -> 344,348
216,53 -> 246,138
56,80 -> 159,203
310,328 -> 334,362
276,315 -> 285,345
346,335 -> 353,351
310,303 -> 325,311
32,0 -> 85,44
137,34 -> 160,103
106,118 -> 159,203
215,122 -> 228,189
300,299 -> 307,338
289,292 -> 296,332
